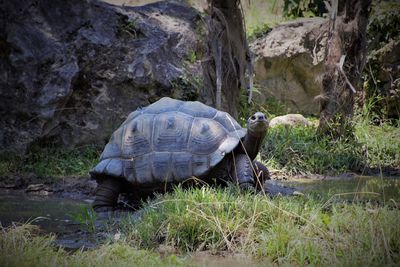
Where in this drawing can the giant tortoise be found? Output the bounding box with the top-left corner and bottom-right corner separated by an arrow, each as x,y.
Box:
90,97 -> 269,211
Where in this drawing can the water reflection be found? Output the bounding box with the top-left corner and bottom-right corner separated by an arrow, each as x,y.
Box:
285,176 -> 400,202
0,191 -> 89,232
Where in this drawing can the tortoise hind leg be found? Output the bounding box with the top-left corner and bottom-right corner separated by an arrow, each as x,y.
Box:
93,178 -> 124,212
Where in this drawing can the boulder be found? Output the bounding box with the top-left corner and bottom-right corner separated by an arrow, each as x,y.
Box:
250,18 -> 328,115
269,114 -> 311,128
0,0 -> 202,154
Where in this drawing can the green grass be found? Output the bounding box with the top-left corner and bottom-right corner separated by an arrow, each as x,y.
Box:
262,125 -> 362,175
261,120 -> 399,175
117,186 -> 400,265
1,186 -> 399,266
0,145 -> 101,178
0,224 -> 187,267
242,0 -> 285,35
355,120 -> 400,170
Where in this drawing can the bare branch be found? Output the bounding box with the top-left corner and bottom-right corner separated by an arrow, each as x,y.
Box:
336,55 -> 357,93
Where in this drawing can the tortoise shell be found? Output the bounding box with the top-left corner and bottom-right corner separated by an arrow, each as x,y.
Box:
90,97 -> 246,185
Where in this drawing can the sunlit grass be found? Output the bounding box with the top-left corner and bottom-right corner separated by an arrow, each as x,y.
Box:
355,121 -> 400,170
261,125 -> 362,175
242,0 -> 285,35
259,118 -> 399,175
117,186 -> 400,265
1,186 -> 399,266
0,224 -> 187,267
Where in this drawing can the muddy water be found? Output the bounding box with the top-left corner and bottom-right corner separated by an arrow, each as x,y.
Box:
0,191 -> 90,231
0,191 -> 99,249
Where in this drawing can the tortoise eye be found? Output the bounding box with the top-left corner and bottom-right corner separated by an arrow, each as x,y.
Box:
250,115 -> 256,120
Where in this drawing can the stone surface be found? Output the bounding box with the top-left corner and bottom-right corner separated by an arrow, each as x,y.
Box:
269,114 -> 311,128
0,0 -> 202,154
250,18 -> 328,115
26,183 -> 49,192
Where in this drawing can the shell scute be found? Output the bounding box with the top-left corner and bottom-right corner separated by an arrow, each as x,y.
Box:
152,112 -> 193,152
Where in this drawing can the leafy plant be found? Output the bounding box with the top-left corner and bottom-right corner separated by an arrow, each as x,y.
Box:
119,16 -> 141,39
283,0 -> 326,18
362,0 -> 400,123
248,23 -> 273,41
68,206 -> 97,233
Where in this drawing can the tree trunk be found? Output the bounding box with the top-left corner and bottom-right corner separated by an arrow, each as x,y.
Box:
200,0 -> 251,119
318,0 -> 371,137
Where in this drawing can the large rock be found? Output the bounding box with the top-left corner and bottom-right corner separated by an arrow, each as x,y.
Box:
269,114 -> 311,128
0,0 -> 202,154
250,18 -> 328,115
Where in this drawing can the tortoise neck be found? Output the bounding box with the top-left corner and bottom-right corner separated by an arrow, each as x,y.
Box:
242,130 -> 266,161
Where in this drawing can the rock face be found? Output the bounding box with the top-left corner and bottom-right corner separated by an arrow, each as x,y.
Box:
0,0 -> 202,154
250,18 -> 328,115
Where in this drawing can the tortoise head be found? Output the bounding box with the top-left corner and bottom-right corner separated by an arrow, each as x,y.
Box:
247,112 -> 269,137
242,112 -> 269,160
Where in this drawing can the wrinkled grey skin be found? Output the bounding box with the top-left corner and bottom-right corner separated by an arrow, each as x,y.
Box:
91,97 -> 269,211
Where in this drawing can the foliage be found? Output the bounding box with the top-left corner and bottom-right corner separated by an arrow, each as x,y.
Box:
170,57 -> 203,102
261,111 -> 399,175
118,16 -> 141,39
117,185 -> 400,265
68,206 -> 97,233
0,224 -> 187,267
362,0 -> 400,122
247,23 -> 272,41
262,125 -> 362,175
0,144 -> 101,178
238,88 -> 398,175
367,1 -> 400,51
238,87 -> 288,127
354,102 -> 400,170
185,50 -> 200,64
283,0 -> 326,19
242,0 -> 285,35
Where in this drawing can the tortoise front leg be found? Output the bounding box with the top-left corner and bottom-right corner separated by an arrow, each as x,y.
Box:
93,178 -> 123,211
232,154 -> 255,191
253,160 -> 270,190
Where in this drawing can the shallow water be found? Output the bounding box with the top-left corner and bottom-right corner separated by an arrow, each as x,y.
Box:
0,191 -> 90,232
0,191 -> 99,249
284,176 -> 400,202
